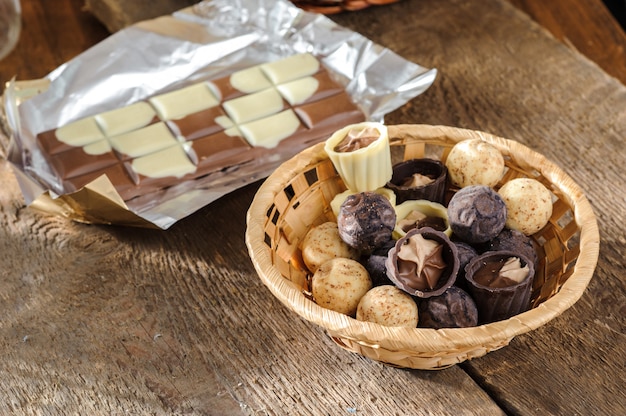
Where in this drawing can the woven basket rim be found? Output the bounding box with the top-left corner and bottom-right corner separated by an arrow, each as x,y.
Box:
245,124 -> 600,356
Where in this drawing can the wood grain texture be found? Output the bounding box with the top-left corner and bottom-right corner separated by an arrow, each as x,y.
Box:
0,0 -> 625,414
509,0 -> 626,84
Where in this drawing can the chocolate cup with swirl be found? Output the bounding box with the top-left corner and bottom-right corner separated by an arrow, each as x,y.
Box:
385,227 -> 459,298
385,158 -> 448,205
464,250 -> 535,324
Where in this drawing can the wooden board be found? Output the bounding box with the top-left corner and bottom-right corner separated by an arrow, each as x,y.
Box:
0,0 -> 624,414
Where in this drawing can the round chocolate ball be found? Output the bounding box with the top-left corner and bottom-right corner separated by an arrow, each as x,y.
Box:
448,185 -> 507,244
483,227 -> 539,270
452,241 -> 479,288
418,286 -> 478,329
337,191 -> 396,253
364,239 -> 396,286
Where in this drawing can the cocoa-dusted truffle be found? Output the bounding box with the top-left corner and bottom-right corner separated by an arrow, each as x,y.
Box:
337,191 -> 396,253
386,158 -> 448,204
448,185 -> 507,244
385,227 -> 459,298
418,286 -> 478,329
464,250 -> 535,324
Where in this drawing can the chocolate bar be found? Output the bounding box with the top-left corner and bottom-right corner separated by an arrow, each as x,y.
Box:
36,53 -> 365,202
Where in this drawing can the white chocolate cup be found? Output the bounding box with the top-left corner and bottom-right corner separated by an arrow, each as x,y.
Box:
324,122 -> 392,193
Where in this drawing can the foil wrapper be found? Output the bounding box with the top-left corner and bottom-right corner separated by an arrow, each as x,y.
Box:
1,0 -> 436,229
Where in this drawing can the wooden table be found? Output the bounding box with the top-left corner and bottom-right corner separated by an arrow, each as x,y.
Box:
1,0 -> 624,414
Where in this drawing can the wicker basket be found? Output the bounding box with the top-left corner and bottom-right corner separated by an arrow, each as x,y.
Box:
245,124 -> 600,370
291,0 -> 401,14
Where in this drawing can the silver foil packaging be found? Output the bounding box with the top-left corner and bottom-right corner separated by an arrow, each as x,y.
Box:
1,0 -> 436,229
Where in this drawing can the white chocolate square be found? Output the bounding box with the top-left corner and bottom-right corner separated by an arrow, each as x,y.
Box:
260,53 -> 320,84
108,122 -> 178,158
96,102 -> 157,136
131,144 -> 196,179
229,66 -> 273,94
149,82 -> 220,120
276,76 -> 320,105
239,109 -> 301,149
55,117 -> 104,147
82,139 -> 112,156
222,88 -> 285,124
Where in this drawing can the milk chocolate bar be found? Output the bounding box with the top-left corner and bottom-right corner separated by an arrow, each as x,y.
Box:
37,53 -> 365,202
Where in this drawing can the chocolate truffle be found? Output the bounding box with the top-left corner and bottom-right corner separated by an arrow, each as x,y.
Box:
447,185 -> 507,244
312,257 -> 373,316
482,227 -> 539,270
498,178 -> 553,235
330,188 -> 396,219
337,191 -> 396,253
357,285 -> 419,328
452,241 -> 479,288
385,227 -> 459,298
364,239 -> 396,287
301,222 -> 360,273
418,286 -> 478,329
386,158 -> 448,204
464,250 -> 535,324
445,139 -> 505,188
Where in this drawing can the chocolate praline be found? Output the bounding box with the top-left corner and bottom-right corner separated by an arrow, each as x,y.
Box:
364,239 -> 396,287
481,227 -> 539,270
447,185 -> 507,244
418,286 -> 478,329
337,192 -> 396,253
464,250 -> 535,324
385,227 -> 459,298
386,158 -> 448,204
452,241 -> 479,289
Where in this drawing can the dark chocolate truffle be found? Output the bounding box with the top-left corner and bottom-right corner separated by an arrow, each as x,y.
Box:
418,286 -> 478,329
337,191 -> 396,253
448,185 -> 507,244
452,241 -> 479,289
385,227 -> 459,298
464,250 -> 535,324
364,239 -> 396,286
386,158 -> 448,204
482,227 -> 539,270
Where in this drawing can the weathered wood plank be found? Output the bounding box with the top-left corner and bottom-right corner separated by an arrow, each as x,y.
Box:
1,0 -> 625,414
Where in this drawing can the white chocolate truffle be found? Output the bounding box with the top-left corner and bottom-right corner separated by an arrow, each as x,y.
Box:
356,285 -> 419,327
312,258 -> 372,316
445,139 -> 505,188
498,178 -> 553,235
301,222 -> 359,273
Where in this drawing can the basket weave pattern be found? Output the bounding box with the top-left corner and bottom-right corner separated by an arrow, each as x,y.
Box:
246,124 -> 600,369
291,0 -> 401,14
